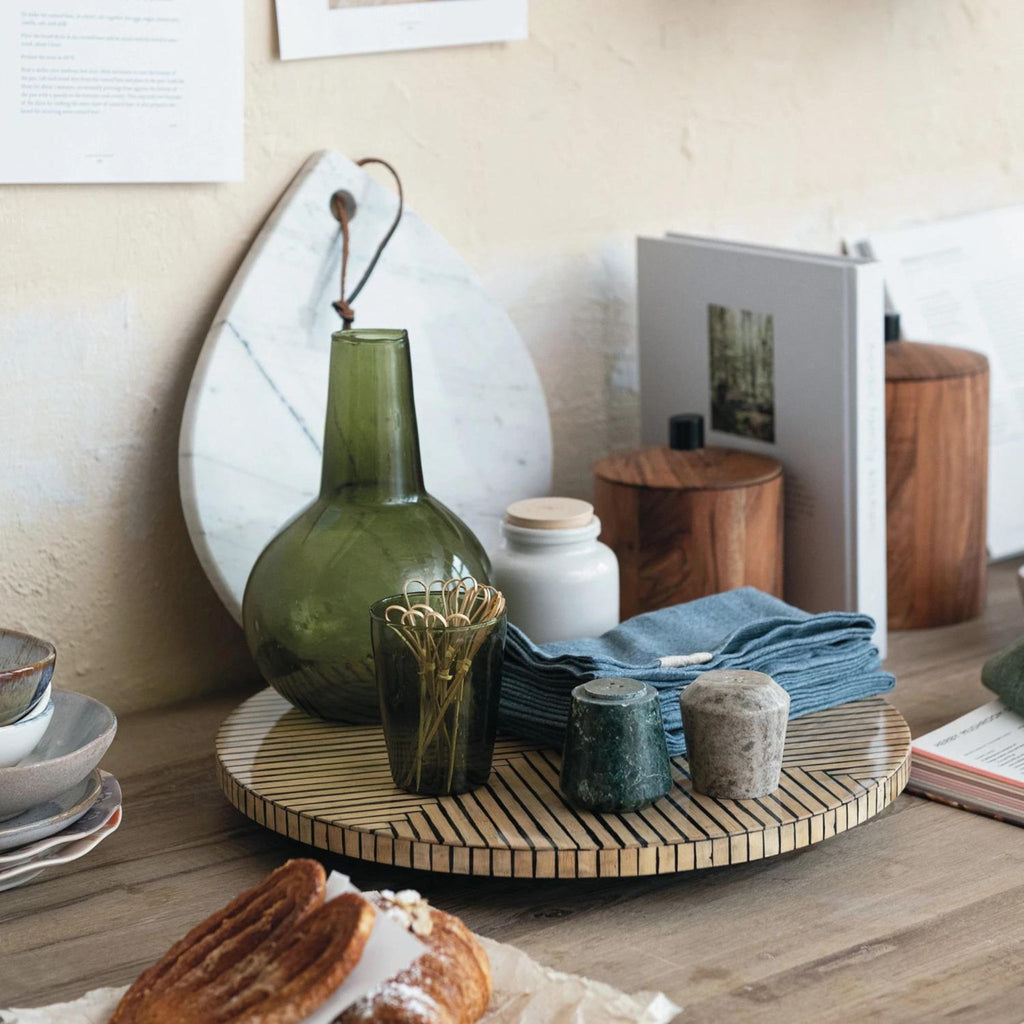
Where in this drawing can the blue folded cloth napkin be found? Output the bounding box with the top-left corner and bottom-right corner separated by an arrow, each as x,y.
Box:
498,587 -> 894,755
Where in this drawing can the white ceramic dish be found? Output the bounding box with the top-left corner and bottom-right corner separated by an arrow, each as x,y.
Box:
0,805 -> 121,891
0,770 -> 119,860
16,681 -> 52,724
0,697 -> 54,768
0,690 -> 116,820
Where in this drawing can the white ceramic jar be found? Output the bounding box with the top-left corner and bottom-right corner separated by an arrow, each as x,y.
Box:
490,498 -> 619,644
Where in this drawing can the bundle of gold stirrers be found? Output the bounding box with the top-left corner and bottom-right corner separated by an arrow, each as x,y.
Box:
385,578 -> 506,791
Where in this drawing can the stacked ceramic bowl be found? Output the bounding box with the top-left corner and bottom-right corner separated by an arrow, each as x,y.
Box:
0,630 -> 120,891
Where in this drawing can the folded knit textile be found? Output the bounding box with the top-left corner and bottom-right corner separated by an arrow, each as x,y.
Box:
498,587 -> 894,756
981,633 -> 1024,715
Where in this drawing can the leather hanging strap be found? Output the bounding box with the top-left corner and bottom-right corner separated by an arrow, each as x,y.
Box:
332,157 -> 405,329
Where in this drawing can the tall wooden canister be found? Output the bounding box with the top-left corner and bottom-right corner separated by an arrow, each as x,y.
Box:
885,319 -> 989,629
593,414 -> 784,620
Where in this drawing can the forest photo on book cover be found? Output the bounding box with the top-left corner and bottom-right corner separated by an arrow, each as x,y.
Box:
708,303 -> 775,443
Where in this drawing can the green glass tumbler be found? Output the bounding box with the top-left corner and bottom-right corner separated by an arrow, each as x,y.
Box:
370,593 -> 507,796
242,329 -> 491,724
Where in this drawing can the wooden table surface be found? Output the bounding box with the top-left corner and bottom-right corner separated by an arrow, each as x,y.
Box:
3,561 -> 1024,1021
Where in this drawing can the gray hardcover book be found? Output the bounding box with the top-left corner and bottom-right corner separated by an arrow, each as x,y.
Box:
637,234 -> 887,655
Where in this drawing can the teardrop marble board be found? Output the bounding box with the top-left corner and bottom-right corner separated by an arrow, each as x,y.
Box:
217,690 -> 911,879
180,151 -> 553,623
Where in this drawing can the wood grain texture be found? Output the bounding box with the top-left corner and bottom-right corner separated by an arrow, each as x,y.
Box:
215,692 -> 909,879
886,342 -> 990,629
594,446 -> 784,619
3,559 -> 1024,1022
594,446 -> 782,491
885,340 -> 989,382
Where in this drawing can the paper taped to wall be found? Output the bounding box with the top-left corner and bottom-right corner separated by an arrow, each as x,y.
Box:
0,0 -> 243,183
275,0 -> 527,60
851,206 -> 1024,558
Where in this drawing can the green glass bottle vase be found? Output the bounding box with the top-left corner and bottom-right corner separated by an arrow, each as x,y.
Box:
242,328 -> 491,724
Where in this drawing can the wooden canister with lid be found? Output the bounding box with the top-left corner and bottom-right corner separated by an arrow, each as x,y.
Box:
593,414 -> 783,619
885,317 -> 989,629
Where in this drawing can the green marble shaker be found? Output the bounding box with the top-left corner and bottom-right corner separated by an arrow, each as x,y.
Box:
560,678 -> 672,812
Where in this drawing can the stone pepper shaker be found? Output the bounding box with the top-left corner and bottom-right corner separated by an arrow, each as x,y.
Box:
679,669 -> 789,799
560,678 -> 672,812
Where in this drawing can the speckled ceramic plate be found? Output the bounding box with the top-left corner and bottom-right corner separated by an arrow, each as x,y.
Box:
0,770 -> 102,853
0,771 -> 120,860
0,805 -> 121,891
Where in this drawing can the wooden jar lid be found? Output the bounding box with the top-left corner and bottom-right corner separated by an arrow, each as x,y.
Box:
593,446 -> 782,492
885,341 -> 989,382
505,497 -> 595,530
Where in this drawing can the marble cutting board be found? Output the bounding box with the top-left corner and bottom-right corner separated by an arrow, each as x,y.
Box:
179,151 -> 552,624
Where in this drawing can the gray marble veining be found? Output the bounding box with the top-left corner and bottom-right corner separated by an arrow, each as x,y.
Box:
179,151 -> 553,623
680,669 -> 789,799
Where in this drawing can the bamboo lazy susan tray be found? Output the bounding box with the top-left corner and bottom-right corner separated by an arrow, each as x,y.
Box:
217,689 -> 911,880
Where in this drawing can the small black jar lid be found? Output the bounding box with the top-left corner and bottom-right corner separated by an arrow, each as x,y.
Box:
885,312 -> 901,343
669,413 -> 705,451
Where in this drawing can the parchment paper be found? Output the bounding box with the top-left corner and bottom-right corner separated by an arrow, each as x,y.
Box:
2,878 -> 680,1024
478,936 -> 680,1023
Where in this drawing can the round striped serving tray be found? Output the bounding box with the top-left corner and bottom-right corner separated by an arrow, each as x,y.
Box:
216,689 -> 911,880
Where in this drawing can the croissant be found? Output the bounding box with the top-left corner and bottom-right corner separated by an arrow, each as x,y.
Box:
110,859 -> 375,1024
338,890 -> 491,1024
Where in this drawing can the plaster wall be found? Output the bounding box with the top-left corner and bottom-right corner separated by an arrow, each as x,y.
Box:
2,0 -> 1022,712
